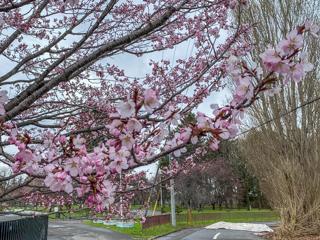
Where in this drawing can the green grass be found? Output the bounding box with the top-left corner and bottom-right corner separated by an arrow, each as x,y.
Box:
84,210 -> 279,240
179,208 -> 274,214
140,203 -> 275,214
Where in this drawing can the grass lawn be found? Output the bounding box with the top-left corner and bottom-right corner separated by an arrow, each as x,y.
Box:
84,209 -> 279,240
179,208 -> 275,214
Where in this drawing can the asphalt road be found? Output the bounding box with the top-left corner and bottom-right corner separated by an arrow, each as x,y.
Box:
182,229 -> 263,240
47,220 -> 132,240
157,229 -> 264,240
157,222 -> 277,240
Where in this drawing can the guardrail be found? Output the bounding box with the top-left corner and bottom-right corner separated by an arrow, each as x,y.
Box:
0,214 -> 48,240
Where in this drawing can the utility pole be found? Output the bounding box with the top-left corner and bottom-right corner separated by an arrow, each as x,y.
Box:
120,172 -> 123,219
168,126 -> 176,227
169,153 -> 176,227
160,173 -> 163,210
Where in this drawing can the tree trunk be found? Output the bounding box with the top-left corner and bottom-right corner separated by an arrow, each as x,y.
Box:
246,192 -> 251,211
211,202 -> 215,210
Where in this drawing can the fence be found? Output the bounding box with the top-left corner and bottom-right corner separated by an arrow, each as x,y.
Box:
0,214 -> 48,240
142,214 -> 170,229
142,211 -> 278,229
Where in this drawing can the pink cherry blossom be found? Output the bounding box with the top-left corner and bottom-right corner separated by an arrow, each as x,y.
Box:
23,155 -> 41,175
120,132 -> 135,149
226,55 -> 241,78
76,185 -> 90,197
126,118 -> 142,132
305,21 -> 320,37
277,30 -> 303,55
14,149 -> 38,173
116,100 -> 135,118
44,171 -> 73,194
110,158 -> 129,173
287,62 -> 313,83
153,123 -> 169,144
108,119 -> 123,130
196,113 -> 212,129
179,128 -> 192,141
235,77 -> 253,97
265,85 -> 282,97
209,140 -> 220,151
173,147 -> 187,157
133,146 -> 146,160
227,124 -> 239,138
58,135 -> 67,144
109,147 -> 130,161
141,216 -> 146,224
259,48 -> 286,73
219,130 -> 230,140
65,158 -> 79,177
73,135 -> 85,149
191,136 -> 199,145
143,89 -> 159,113
164,107 -> 181,125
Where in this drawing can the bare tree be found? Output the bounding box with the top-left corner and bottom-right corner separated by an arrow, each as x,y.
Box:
239,0 -> 320,237
175,154 -> 242,211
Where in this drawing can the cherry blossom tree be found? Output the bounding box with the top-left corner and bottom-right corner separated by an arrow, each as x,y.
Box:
0,0 -> 317,217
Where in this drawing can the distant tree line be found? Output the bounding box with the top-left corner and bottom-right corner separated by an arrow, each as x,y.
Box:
132,140 -> 270,212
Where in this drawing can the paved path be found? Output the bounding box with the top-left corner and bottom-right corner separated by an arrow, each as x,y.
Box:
48,220 -> 131,240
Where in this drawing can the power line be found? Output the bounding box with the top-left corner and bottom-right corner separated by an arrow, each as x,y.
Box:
235,94 -> 320,138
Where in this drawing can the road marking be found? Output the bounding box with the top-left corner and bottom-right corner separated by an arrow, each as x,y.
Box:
49,224 -> 64,228
213,232 -> 221,239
